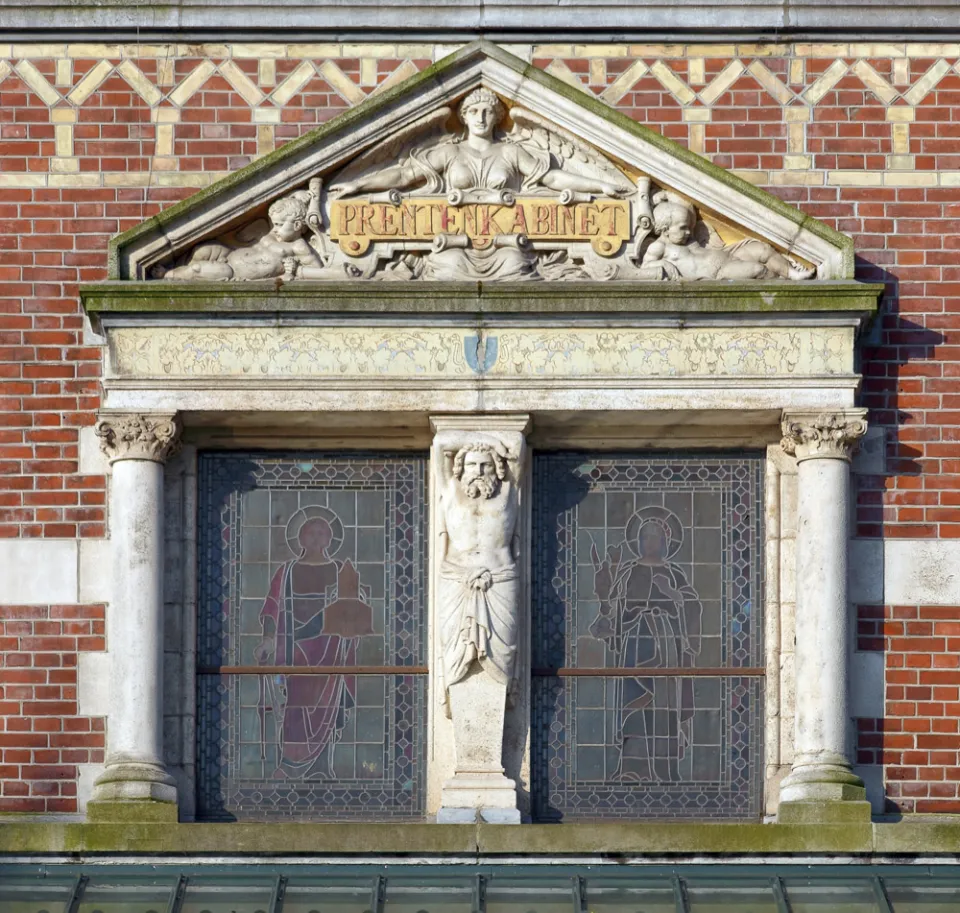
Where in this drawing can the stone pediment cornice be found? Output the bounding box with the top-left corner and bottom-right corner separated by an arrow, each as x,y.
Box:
103,42 -> 857,288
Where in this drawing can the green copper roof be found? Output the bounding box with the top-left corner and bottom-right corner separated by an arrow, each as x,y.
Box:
1,863 -> 957,912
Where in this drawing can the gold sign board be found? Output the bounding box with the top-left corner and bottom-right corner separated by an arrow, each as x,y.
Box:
330,197 -> 631,257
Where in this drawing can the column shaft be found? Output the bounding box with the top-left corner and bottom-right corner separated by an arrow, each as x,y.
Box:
90,413 -> 180,811
793,457 -> 851,763
778,409 -> 868,818
107,459 -> 167,771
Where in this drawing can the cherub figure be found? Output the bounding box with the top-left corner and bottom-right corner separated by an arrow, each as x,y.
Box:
640,191 -> 815,281
160,191 -> 344,281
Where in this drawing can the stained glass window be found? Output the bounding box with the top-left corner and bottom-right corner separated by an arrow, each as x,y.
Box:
197,453 -> 428,820
531,453 -> 765,820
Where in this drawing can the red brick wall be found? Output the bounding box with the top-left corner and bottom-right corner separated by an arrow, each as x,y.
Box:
1,41 -> 958,814
858,605 -> 960,813
0,605 -> 105,813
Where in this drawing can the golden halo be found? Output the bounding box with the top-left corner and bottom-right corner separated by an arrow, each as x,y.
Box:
284,505 -> 344,559
623,506 -> 683,561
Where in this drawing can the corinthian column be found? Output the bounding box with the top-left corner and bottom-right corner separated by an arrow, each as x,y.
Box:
89,413 -> 181,819
778,409 -> 869,822
430,415 -> 530,824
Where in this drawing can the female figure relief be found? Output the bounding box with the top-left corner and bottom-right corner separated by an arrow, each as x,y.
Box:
330,88 -> 630,280
331,87 -> 626,201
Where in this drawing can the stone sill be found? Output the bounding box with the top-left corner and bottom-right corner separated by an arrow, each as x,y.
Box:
1,818 -> 959,855
81,280 -> 882,331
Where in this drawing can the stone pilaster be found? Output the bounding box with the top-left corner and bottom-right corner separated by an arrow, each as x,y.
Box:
89,413 -> 182,821
777,409 -> 870,823
429,415 -> 530,824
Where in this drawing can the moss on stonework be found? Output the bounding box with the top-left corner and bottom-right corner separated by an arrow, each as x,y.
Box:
3,818 -> 960,856
85,799 -> 179,824
777,800 -> 872,825
80,279 -> 882,331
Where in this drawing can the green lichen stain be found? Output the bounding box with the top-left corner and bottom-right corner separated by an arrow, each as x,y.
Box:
5,816 -> 960,856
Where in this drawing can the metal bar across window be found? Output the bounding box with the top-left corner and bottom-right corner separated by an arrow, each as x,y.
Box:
531,667 -> 766,676
197,665 -> 429,675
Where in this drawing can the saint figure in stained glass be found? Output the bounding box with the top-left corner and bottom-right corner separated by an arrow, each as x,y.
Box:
254,506 -> 375,779
589,506 -> 702,782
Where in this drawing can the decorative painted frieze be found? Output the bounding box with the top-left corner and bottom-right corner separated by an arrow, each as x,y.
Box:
108,326 -> 853,379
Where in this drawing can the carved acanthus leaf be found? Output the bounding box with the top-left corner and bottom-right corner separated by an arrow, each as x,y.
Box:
96,413 -> 182,464
780,410 -> 868,462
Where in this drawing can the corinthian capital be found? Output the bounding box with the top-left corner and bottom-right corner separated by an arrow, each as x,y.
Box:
95,413 -> 182,464
780,409 -> 868,462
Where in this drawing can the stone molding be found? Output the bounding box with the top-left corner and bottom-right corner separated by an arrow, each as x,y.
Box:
95,412 -> 182,464
780,409 -> 868,462
3,2 -> 960,34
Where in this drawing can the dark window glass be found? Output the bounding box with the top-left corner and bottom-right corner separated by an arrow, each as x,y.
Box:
197,453 -> 428,820
531,453 -> 765,820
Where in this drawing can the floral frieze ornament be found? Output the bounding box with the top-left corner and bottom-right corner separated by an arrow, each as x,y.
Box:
154,87 -> 816,283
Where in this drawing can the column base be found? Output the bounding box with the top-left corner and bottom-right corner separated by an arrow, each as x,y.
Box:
777,754 -> 869,823
436,807 -> 522,824
440,772 -> 518,814
91,759 -> 178,805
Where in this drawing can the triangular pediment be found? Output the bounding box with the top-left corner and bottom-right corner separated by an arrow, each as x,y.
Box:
111,41 -> 853,283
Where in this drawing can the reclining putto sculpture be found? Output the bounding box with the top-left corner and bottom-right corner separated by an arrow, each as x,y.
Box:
153,87 -> 817,283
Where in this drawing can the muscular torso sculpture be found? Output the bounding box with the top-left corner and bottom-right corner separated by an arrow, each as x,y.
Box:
436,437 -> 521,705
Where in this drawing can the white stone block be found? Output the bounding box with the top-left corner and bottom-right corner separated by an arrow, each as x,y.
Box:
849,539 -> 960,607
78,651 -> 111,718
78,762 -> 104,815
78,538 -> 111,604
0,540 -> 77,604
884,540 -> 960,606
853,763 -> 886,815
850,651 -> 884,719
853,425 -> 885,475
848,539 -> 883,605
436,808 -> 477,824
479,807 -> 521,824
82,311 -> 105,347
79,423 -> 111,476
779,472 -> 798,537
